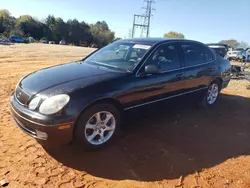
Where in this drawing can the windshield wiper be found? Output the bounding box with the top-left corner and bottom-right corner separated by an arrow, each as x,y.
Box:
90,60 -> 119,69
126,66 -> 134,73
89,60 -> 130,73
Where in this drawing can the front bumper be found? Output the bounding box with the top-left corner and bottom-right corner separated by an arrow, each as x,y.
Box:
10,95 -> 75,145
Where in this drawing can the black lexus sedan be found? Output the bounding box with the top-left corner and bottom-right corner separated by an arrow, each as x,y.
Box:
10,38 -> 231,150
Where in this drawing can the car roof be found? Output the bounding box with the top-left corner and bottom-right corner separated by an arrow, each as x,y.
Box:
116,37 -> 189,45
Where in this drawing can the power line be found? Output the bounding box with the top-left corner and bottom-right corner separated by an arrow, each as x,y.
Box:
131,0 -> 155,38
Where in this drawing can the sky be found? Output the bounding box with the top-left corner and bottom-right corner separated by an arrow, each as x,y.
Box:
2,0 -> 250,44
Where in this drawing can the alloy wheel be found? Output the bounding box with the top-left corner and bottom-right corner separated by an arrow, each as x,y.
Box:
84,111 -> 116,145
207,83 -> 219,105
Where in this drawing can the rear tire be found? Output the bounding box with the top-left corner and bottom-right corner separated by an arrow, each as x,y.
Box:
201,80 -> 221,108
74,103 -> 121,150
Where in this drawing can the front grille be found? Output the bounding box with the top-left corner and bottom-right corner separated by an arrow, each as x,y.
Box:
15,86 -> 30,105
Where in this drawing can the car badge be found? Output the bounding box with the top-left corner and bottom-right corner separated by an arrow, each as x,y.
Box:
17,92 -> 22,98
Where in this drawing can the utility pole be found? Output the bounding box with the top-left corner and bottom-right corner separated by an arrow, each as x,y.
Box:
128,28 -> 133,38
132,15 -> 136,38
141,0 -> 155,37
131,0 -> 155,38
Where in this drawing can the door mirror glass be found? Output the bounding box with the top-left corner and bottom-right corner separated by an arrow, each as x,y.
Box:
144,64 -> 159,74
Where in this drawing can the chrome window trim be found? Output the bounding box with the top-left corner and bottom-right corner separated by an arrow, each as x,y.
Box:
124,87 -> 207,110
180,61 -> 214,70
157,61 -> 214,74
135,40 -> 216,77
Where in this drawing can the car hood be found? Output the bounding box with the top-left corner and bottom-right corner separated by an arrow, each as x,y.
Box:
18,61 -> 122,95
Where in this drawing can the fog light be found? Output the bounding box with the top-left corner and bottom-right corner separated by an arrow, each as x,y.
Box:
35,130 -> 48,140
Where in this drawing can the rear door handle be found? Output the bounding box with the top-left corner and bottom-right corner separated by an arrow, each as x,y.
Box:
176,73 -> 184,79
208,68 -> 215,73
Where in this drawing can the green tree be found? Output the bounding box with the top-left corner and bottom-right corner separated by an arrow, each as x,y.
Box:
238,41 -> 249,49
0,9 -> 11,18
164,31 -> 185,39
54,17 -> 68,42
45,15 -> 57,40
90,21 -> 114,48
0,9 -> 16,36
41,23 -> 52,41
15,15 -> 44,39
66,19 -> 93,46
0,9 -> 116,45
67,19 -> 81,45
45,15 -> 56,30
79,21 -> 93,45
9,28 -> 24,37
219,39 -> 239,49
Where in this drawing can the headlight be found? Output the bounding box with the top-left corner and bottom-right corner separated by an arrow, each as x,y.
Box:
28,97 -> 41,110
39,94 -> 70,115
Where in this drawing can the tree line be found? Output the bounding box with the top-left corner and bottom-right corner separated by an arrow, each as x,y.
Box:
0,9 -> 116,47
163,31 -> 249,50
219,39 -> 249,49
164,31 -> 185,39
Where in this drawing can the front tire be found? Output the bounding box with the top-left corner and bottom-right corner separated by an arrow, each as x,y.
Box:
201,81 -> 221,108
74,103 -> 121,150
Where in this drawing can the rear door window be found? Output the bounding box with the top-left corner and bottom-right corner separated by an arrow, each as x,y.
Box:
181,42 -> 214,67
204,48 -> 215,61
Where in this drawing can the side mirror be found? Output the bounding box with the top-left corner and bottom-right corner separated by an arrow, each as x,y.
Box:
144,64 -> 159,74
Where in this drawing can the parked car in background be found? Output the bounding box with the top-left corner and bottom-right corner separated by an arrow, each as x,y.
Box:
9,36 -> 25,43
238,51 -> 247,62
227,50 -> 242,61
41,40 -> 48,44
91,44 -> 98,48
59,40 -> 66,45
49,41 -> 55,44
0,37 -> 10,43
80,42 -> 88,47
235,48 -> 245,52
10,38 -> 231,150
29,37 -> 34,43
246,49 -> 250,62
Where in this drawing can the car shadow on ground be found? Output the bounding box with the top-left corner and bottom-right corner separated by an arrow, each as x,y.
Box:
46,93 -> 250,181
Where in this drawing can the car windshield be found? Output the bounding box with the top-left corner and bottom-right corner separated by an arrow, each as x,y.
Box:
84,42 -> 151,72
